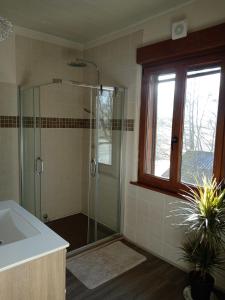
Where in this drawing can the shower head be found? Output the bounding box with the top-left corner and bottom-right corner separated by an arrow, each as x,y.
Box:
68,58 -> 98,69
68,58 -> 100,85
68,61 -> 87,67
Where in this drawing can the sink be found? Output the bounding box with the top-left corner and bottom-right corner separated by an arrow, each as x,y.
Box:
0,208 -> 39,246
0,200 -> 69,272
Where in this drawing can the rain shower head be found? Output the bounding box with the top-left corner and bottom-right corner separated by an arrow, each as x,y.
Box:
68,61 -> 87,67
68,58 -> 98,69
68,58 -> 100,85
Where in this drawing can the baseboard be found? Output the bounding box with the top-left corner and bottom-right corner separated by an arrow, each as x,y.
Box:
124,236 -> 225,294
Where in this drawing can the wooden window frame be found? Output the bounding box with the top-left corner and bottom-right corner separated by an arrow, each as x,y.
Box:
135,23 -> 225,196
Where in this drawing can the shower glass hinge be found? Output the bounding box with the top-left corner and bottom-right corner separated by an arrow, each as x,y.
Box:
42,213 -> 49,223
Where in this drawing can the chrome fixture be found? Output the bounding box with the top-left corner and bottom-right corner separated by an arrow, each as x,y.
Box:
20,78 -> 124,92
42,213 -> 49,223
0,16 -> 13,42
68,61 -> 87,68
35,157 -> 44,175
90,158 -> 97,177
68,58 -> 100,85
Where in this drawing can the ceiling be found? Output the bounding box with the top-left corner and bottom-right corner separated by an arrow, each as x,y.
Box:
0,0 -> 191,44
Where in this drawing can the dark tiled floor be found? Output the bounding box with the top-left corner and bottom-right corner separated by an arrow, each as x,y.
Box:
66,240 -> 225,300
46,213 -> 115,252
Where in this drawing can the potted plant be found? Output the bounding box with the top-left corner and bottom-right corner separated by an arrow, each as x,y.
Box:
174,177 -> 225,300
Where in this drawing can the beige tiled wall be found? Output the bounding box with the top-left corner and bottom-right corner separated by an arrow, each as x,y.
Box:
0,33 -> 19,202
41,128 -> 83,219
39,85 -> 85,220
0,128 -> 19,200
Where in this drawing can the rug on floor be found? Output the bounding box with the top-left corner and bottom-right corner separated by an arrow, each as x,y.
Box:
66,241 -> 146,289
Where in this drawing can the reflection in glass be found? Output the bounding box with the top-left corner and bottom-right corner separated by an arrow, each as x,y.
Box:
181,67 -> 221,185
146,73 -> 176,178
98,89 -> 113,165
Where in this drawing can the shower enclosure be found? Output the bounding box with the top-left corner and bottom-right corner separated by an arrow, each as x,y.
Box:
19,79 -> 124,251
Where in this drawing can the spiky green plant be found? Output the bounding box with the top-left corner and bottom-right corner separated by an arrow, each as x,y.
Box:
172,177 -> 225,279
181,235 -> 225,278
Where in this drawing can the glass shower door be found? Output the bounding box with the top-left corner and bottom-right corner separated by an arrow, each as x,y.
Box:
87,88 -> 98,243
87,87 -> 124,244
96,88 -> 124,240
20,87 -> 42,219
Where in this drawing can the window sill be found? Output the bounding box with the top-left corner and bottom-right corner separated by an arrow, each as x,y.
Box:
130,181 -> 184,200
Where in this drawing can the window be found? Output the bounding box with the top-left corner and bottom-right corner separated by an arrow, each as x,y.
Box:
181,67 -> 221,185
145,73 -> 176,178
98,89 -> 113,165
138,59 -> 225,194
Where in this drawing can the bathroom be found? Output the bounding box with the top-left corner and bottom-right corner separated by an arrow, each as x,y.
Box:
0,0 -> 225,299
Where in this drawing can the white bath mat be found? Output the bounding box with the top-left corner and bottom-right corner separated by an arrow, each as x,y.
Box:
67,241 -> 146,289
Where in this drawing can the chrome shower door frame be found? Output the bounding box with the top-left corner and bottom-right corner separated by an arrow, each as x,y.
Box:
19,86 -> 42,219
19,80 -> 125,250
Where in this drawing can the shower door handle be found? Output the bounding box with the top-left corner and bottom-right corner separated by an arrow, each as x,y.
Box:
35,157 -> 44,175
90,158 -> 97,177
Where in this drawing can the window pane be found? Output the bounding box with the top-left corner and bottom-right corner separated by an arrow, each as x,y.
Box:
158,74 -> 176,81
146,73 -> 175,178
181,67 -> 221,185
98,89 -> 113,165
187,67 -> 221,77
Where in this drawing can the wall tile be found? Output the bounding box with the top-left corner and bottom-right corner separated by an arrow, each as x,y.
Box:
0,129 -> 19,201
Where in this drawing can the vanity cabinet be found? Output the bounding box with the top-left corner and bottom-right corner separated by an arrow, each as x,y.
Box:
0,249 -> 66,300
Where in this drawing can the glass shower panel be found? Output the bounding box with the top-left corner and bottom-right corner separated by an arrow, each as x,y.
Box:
96,88 -> 123,239
20,87 -> 41,218
87,88 -> 99,244
87,87 -> 124,243
40,83 -> 88,227
20,81 -> 124,251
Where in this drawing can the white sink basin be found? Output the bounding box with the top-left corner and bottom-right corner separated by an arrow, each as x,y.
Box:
0,201 -> 69,272
0,208 -> 39,246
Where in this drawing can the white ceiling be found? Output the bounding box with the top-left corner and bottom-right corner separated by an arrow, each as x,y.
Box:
0,0 -> 191,44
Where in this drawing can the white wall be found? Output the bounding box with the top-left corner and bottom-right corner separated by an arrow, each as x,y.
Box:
85,0 -> 225,289
16,35 -> 83,87
0,33 -> 16,84
142,0 -> 225,44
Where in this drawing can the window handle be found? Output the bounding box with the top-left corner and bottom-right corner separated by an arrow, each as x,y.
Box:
171,136 -> 178,150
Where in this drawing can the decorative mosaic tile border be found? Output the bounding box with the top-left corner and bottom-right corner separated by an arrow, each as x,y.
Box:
0,116 -> 19,128
0,116 -> 134,131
